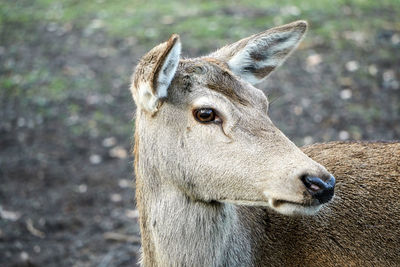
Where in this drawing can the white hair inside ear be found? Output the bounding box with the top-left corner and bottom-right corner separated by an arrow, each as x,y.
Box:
156,41 -> 181,99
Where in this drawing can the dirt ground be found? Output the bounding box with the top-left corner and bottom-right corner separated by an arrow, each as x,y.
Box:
1,1 -> 399,266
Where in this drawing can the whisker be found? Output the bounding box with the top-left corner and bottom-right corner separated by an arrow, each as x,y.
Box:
269,93 -> 283,106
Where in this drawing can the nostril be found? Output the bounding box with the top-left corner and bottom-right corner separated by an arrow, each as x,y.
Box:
303,176 -> 322,192
309,182 -> 322,192
301,175 -> 336,204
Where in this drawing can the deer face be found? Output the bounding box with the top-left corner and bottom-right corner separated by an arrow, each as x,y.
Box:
131,21 -> 335,216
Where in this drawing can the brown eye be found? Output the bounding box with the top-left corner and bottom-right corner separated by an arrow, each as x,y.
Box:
193,108 -> 216,123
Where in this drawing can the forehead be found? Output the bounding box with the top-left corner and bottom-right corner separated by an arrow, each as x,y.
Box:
171,59 -> 266,105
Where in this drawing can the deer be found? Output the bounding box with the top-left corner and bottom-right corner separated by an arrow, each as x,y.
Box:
129,20 -> 400,266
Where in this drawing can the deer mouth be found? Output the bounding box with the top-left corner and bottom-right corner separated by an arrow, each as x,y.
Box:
267,198 -> 322,216
272,199 -> 320,208
220,197 -> 322,216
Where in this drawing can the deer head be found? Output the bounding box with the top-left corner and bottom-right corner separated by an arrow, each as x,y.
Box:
131,21 -> 335,216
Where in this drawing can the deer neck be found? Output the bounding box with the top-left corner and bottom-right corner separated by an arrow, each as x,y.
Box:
135,170 -> 253,266
134,112 -> 252,266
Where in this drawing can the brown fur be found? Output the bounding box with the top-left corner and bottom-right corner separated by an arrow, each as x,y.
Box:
203,57 -> 229,69
134,123 -> 157,265
239,141 -> 400,266
251,66 -> 276,78
206,64 -> 249,105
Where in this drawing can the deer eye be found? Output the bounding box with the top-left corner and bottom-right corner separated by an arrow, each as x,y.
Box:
193,108 -> 217,123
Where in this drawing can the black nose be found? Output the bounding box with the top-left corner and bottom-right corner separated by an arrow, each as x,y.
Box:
301,175 -> 336,204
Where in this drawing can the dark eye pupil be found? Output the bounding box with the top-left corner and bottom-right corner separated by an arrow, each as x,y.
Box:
199,110 -> 212,118
194,109 -> 215,122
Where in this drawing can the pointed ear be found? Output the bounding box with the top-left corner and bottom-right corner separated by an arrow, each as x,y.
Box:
131,34 -> 181,114
208,21 -> 307,85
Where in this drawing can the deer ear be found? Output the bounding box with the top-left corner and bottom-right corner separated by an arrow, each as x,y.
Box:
209,21 -> 307,85
131,34 -> 181,113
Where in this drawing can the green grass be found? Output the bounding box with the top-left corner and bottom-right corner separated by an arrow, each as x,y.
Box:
2,0 -> 399,45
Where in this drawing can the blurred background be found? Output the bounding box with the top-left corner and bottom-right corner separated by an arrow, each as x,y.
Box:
0,0 -> 399,266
